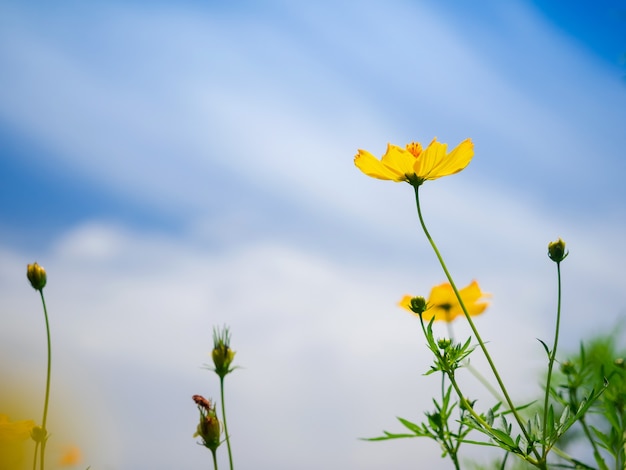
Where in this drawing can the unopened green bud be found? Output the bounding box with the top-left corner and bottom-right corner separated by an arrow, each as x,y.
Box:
437,338 -> 452,350
409,296 -> 427,315
615,358 -> 625,369
30,425 -> 47,443
196,414 -> 221,451
548,238 -> 568,263
212,346 -> 236,376
212,326 -> 236,378
27,263 -> 47,291
560,360 -> 575,375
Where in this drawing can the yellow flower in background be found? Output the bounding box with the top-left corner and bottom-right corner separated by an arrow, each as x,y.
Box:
399,280 -> 490,322
0,414 -> 34,440
0,414 -> 35,470
59,445 -> 82,466
354,138 -> 474,187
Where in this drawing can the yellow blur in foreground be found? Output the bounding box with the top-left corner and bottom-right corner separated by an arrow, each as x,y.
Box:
0,414 -> 35,470
399,280 -> 490,322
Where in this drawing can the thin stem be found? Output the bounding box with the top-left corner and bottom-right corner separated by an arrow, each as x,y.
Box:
39,289 -> 52,470
32,443 -> 39,470
499,451 -> 510,470
420,321 -> 463,470
219,377 -> 233,470
211,449 -> 218,470
417,317 -> 496,440
566,383 -> 609,468
417,318 -> 546,467
550,445 -> 597,470
448,321 -> 504,403
466,363 -> 504,403
542,261 -> 562,459
413,185 -> 538,460
580,417 -> 606,468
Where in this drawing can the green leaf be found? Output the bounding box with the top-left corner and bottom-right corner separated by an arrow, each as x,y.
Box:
537,338 -> 551,357
397,417 -> 423,434
458,438 -> 501,447
489,428 -> 517,450
486,407 -> 495,426
363,432 -> 422,441
558,405 -> 570,428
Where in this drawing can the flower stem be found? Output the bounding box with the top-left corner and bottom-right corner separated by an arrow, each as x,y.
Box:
39,289 -> 52,470
447,322 -> 504,403
32,444 -> 39,470
413,185 -> 538,459
417,317 -> 494,442
542,261 -> 562,458
219,377 -> 233,470
211,449 -> 219,470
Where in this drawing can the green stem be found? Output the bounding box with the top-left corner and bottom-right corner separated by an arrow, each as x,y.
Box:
542,262 -> 562,459
211,448 -> 219,470
465,362 -> 504,404
219,377 -> 233,470
32,443 -> 39,470
39,289 -> 52,470
580,416 -> 606,468
550,445 -> 597,470
448,320 -> 504,403
413,185 -> 538,460
499,451 -> 510,470
417,317 -> 496,441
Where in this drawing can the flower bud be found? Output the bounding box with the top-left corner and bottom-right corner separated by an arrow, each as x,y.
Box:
26,263 -> 47,291
193,395 -> 221,452
30,425 -> 47,443
212,326 -> 236,378
437,338 -> 451,350
408,296 -> 428,315
548,238 -> 568,263
614,358 -> 625,369
560,360 -> 575,375
196,414 -> 221,451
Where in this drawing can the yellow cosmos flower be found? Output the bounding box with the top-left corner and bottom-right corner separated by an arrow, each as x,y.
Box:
399,280 -> 490,322
354,138 -> 474,187
0,414 -> 36,470
0,414 -> 35,441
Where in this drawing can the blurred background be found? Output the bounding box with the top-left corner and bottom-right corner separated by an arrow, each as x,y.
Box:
1,0 -> 625,468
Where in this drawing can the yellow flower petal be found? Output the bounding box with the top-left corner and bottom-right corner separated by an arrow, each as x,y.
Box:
380,144 -> 417,180
399,280 -> 490,323
428,138 -> 474,180
412,138 -> 447,180
354,149 -> 401,181
398,295 -> 413,311
0,414 -> 35,441
0,414 -> 36,470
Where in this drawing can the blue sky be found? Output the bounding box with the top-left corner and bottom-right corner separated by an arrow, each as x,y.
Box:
1,1 -> 625,469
